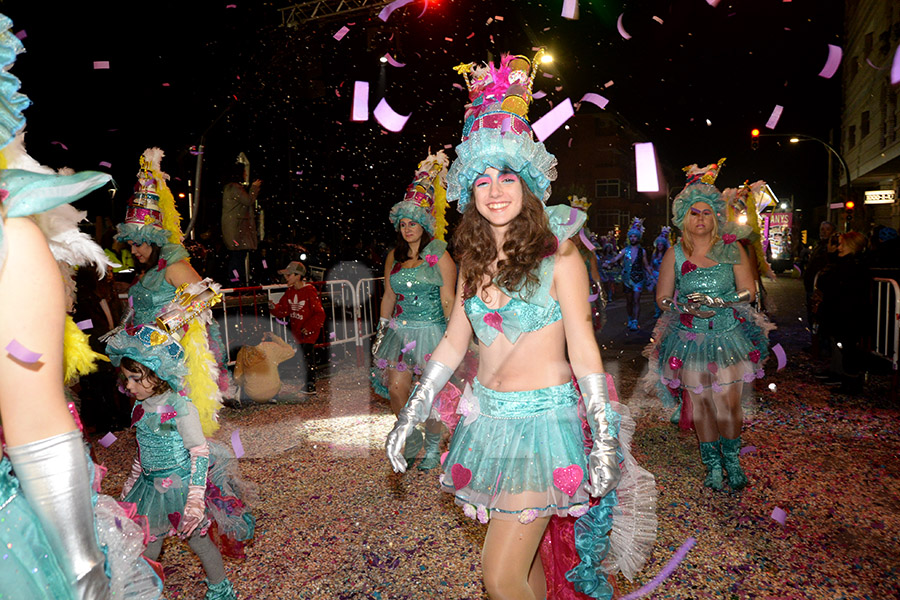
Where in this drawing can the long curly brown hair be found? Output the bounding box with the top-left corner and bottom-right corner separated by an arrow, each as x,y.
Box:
454,184 -> 557,302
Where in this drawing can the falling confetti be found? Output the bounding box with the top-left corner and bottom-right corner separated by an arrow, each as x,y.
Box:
5,339 -> 42,363
351,81 -> 369,121
765,104 -> 784,129
93,60 -> 110,69
97,432 -> 117,448
373,98 -> 410,133
532,98 -> 574,142
231,429 -> 245,458
818,44 -> 843,79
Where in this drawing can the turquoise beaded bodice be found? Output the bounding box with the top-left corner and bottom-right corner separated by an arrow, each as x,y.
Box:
465,294 -> 562,345
130,244 -> 189,325
390,239 -> 446,326
133,391 -> 191,474
674,244 -> 739,332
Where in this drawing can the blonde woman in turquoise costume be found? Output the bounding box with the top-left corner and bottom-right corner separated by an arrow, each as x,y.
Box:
386,51 -> 656,600
0,13 -> 162,599
371,150 -> 456,470
644,160 -> 772,492
108,149 -> 231,436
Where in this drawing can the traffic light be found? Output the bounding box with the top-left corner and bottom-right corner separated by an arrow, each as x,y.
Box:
845,200 -> 855,229
751,128 -> 760,150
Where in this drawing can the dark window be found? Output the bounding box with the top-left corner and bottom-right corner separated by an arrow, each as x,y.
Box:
848,125 -> 856,149
595,179 -> 621,198
861,111 -> 870,138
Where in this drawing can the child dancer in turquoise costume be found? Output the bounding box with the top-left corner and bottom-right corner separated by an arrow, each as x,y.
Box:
386,51 -> 656,600
644,159 -> 772,491
649,226 -> 671,319
106,297 -> 255,600
0,14 -> 162,600
605,218 -> 651,331
372,150 -> 457,470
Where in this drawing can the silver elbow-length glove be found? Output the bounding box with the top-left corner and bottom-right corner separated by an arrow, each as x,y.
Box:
685,288 -> 752,308
371,317 -> 389,358
385,360 -> 453,473
98,304 -> 135,343
659,296 -> 715,319
6,430 -> 111,600
577,374 -> 621,498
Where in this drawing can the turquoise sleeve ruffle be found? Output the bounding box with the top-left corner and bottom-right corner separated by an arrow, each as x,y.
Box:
545,204 -> 587,244
0,14 -> 28,152
705,222 -> 754,265
418,238 -> 447,286
161,242 -> 190,265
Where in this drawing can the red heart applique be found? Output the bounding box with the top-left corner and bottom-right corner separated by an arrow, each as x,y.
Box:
167,512 -> 182,529
668,356 -> 683,371
450,463 -> 472,489
483,312 -> 504,333
722,234 -> 737,244
748,349 -> 761,363
553,465 -> 584,497
130,405 -> 145,427
681,261 -> 698,276
707,362 -> 719,374
680,313 -> 694,328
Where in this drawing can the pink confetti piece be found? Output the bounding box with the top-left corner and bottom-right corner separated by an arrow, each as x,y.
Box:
772,343 -> 787,370
329,332 -> 336,340
604,80 -> 614,88
231,429 -> 245,458
561,0 -> 578,19
444,37 -> 453,42
494,15 -> 504,21
568,138 -> 573,147
382,53 -> 406,67
579,229 -> 596,250
532,90 -> 547,100
275,318 -> 288,326
818,44 -> 843,79
635,142 -> 660,192
587,292 -> 599,302
75,319 -> 93,331
351,81 -> 369,121
161,83 -> 170,87
128,296 -> 134,308
771,506 -> 787,525
334,25 -> 350,41
652,15 -> 664,24
892,44 -> 900,85
616,13 -> 632,39
98,432 -> 117,448
226,4 -> 237,7
865,57 -> 887,70
706,0 -> 721,6
262,259 -> 268,269
98,161 -> 111,169
51,141 -> 68,151
740,445 -> 757,455
466,32 -> 475,39
400,340 -> 417,354
765,104 -> 784,130
579,92 -> 609,109
373,98 -> 410,132
378,0 -> 415,22
233,269 -> 240,279
620,537 -> 696,600
5,339 -> 42,363
542,72 -> 555,79
14,30 -> 26,40
93,60 -> 110,70
532,98 -> 574,142
563,207 -> 579,226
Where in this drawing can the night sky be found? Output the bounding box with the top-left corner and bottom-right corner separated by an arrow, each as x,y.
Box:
7,0 -> 844,253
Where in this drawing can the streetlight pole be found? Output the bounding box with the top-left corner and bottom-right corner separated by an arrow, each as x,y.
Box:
758,132 -> 851,224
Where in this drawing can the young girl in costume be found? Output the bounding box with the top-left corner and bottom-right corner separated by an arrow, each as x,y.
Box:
0,15 -> 162,600
644,160 -> 772,491
372,150 -> 457,470
106,291 -> 255,600
649,226 -> 671,318
386,51 -> 656,600
105,148 -> 231,428
605,218 -> 651,331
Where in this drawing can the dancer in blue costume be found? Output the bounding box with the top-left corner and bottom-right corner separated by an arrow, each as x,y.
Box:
372,150 -> 456,470
106,305 -> 255,600
0,13 -> 162,599
605,218 -> 651,331
386,51 -> 655,600
649,226 -> 671,319
644,160 -> 772,491
108,149 -> 231,433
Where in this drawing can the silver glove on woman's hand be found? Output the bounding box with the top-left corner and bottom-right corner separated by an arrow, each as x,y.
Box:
98,305 -> 135,343
659,296 -> 715,319
685,289 -> 752,308
386,361 -> 453,473
577,374 -> 621,498
371,317 -> 389,358
6,430 -> 111,600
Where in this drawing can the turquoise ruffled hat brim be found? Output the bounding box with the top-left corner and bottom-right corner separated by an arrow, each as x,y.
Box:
671,183 -> 726,230
388,200 -> 435,235
447,127 -> 557,213
0,13 -> 28,152
105,326 -> 188,393
115,222 -> 170,247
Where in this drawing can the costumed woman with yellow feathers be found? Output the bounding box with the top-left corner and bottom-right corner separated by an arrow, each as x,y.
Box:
0,12 -> 163,599
104,149 -> 231,435
371,150 -> 457,470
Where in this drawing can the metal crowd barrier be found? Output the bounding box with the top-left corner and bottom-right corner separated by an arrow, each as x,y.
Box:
872,277 -> 900,376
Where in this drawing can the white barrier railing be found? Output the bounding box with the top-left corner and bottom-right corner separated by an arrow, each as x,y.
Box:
872,277 -> 900,372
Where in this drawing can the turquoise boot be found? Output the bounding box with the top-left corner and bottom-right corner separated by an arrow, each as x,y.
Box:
719,436 -> 748,490
417,430 -> 442,470
205,578 -> 237,600
670,402 -> 681,425
404,428 -> 424,470
698,441 -> 724,491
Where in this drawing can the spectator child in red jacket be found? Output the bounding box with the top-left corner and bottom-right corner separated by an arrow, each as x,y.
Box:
269,262 -> 325,392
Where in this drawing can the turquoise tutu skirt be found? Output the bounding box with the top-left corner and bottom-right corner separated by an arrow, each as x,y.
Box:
371,319 -> 445,399
643,305 -> 774,407
124,441 -> 255,550
440,379 -> 592,521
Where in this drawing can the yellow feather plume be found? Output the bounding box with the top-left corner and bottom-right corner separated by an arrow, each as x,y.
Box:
180,319 -> 223,436
63,315 -> 108,385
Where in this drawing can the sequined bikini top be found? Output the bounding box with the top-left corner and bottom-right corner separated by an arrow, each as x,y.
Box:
465,293 -> 562,345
